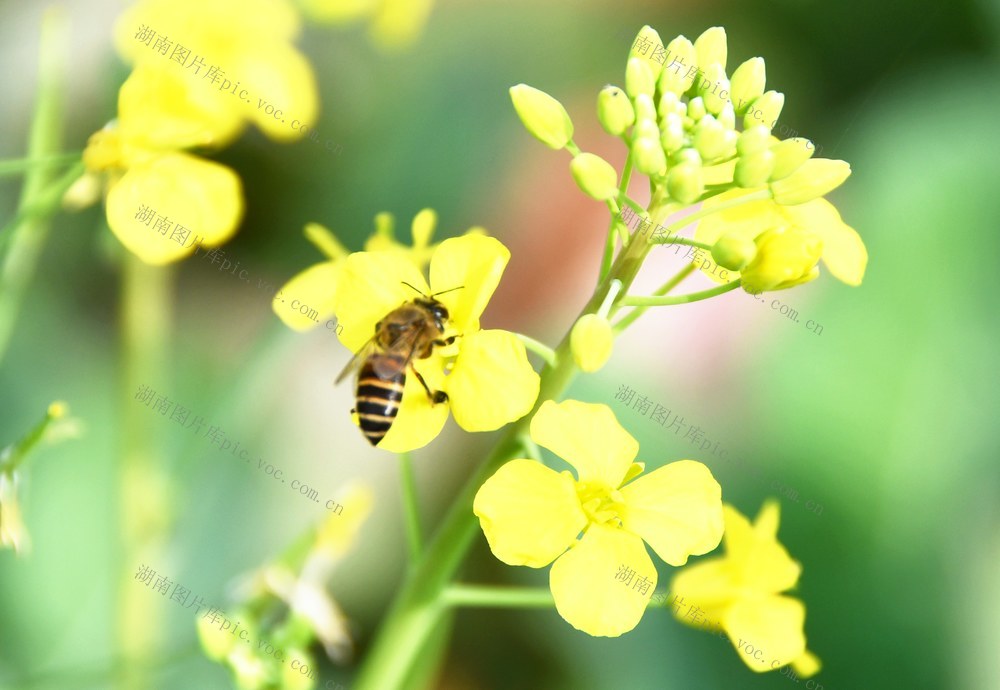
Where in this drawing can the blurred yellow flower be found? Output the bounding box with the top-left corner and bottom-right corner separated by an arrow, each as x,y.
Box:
669,500 -> 820,676
114,0 -> 318,144
299,0 -> 436,50
0,472 -> 29,554
331,234 -> 539,452
692,189 -> 867,293
474,400 -> 724,637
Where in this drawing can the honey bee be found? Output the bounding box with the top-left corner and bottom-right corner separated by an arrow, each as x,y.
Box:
336,283 -> 462,446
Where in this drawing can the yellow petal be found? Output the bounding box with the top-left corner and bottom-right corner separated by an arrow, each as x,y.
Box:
369,0 -> 435,49
721,504 -> 801,594
668,558 -> 741,625
446,330 -> 539,432
428,235 -> 510,334
273,261 -> 339,331
299,0 -> 377,23
791,648 -> 822,677
549,524 -> 656,637
473,459 -> 586,567
753,498 -> 781,539
236,45 -> 320,142
692,189 -> 783,284
118,63 -> 244,151
529,400 -> 637,488
332,251 -> 429,353
722,595 -> 807,672
371,356 -> 449,452
619,460 -> 724,566
783,199 -> 867,286
105,152 -> 243,265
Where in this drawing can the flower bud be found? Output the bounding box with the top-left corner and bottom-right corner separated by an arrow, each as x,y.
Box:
228,645 -> 271,690
62,173 -> 101,211
667,161 -> 704,203
740,227 -> 823,294
658,36 -> 695,95
626,57 -> 655,98
282,650 -> 317,690
769,137 -> 814,181
634,118 -> 660,141
659,114 -> 685,153
633,94 -> 656,122
570,153 -> 619,201
735,149 -> 774,188
197,614 -> 239,661
629,25 -> 666,80
718,102 -> 736,130
736,125 -> 771,156
657,91 -> 681,119
694,26 -> 728,71
632,137 -> 667,176
729,57 -> 766,115
597,86 -> 635,136
742,90 -> 784,131
770,159 -> 851,204
509,84 -> 574,149
699,63 -> 730,115
712,233 -> 757,270
571,314 -> 614,373
687,96 -> 707,122
693,116 -> 728,161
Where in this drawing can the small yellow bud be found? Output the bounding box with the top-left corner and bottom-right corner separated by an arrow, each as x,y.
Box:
718,102 -> 736,130
694,26 -> 728,72
770,158 -> 851,204
570,153 -> 619,201
633,94 -> 656,122
735,149 -> 775,188
742,90 -> 784,131
509,84 -> 574,150
712,233 -> 757,270
659,115 -> 685,153
634,118 -> 660,141
740,226 -> 823,294
61,173 -> 101,211
629,25 -> 666,80
570,314 -> 614,373
657,91 -> 681,119
667,161 -> 704,203
597,86 -> 635,136
228,645 -> 271,690
730,57 -> 766,115
737,125 -> 771,156
769,137 -> 814,181
658,36 -> 696,95
699,63 -> 730,115
196,614 -> 238,661
693,116 -> 728,161
47,401 -> 68,419
625,57 -> 655,98
632,137 -> 667,176
687,96 -> 707,122
411,208 -> 437,248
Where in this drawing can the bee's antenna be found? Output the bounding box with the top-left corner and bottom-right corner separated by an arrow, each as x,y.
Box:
400,281 -> 425,295
430,285 -> 465,297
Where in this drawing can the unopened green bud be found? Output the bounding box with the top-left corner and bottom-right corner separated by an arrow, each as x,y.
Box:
735,149 -> 775,188
629,25 -> 666,80
571,314 -> 614,373
509,84 -> 574,149
770,159 -> 851,205
740,226 -> 822,293
633,137 -> 667,176
633,94 -> 656,122
597,86 -> 635,136
658,91 -> 681,119
634,118 -> 660,141
730,57 -> 766,115
694,26 -> 728,71
673,147 -> 702,167
570,153 -> 619,201
660,115 -> 685,153
626,57 -> 655,98
699,63 -> 730,115
693,116 -> 728,161
769,137 -> 815,181
742,90 -> 784,131
712,233 -> 757,270
687,96 -> 707,121
718,102 -> 736,130
658,36 -> 695,95
736,125 -> 771,156
667,161 -> 704,203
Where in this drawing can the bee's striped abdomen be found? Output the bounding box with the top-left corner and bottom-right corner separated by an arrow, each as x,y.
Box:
355,355 -> 406,446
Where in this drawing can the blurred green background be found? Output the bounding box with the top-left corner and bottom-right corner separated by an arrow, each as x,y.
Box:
1,0 -> 999,688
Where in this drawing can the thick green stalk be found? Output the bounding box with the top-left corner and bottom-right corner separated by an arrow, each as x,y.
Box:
353,223 -> 654,690
442,585 -> 554,608
399,452 -> 423,563
0,151 -> 80,177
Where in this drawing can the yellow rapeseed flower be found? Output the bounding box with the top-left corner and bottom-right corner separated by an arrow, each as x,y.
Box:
474,400 -> 724,637
669,500 -> 820,676
331,234 -> 539,452
300,0 -> 436,50
692,188 -> 867,293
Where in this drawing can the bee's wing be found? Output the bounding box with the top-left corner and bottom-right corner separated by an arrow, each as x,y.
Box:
375,325 -> 425,378
335,336 -> 380,385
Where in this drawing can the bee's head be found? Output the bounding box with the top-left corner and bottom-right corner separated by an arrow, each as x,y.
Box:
417,298 -> 449,331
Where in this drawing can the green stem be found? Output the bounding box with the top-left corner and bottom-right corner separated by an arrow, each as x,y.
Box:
650,236 -> 712,251
0,9 -> 70,366
399,452 -> 423,564
513,332 -> 558,367
442,585 -> 555,608
621,278 -> 741,306
612,263 -> 696,332
353,210 -> 655,690
599,151 -> 634,283
0,151 -> 81,177
0,402 -> 66,474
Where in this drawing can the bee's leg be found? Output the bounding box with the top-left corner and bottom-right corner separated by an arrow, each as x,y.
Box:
411,367 -> 448,404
